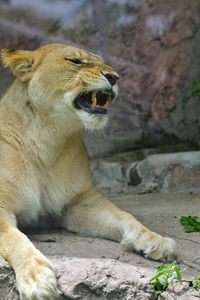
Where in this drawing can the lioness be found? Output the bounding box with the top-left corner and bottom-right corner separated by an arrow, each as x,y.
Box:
0,44 -> 175,300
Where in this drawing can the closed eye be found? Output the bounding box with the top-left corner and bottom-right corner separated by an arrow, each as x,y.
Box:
64,58 -> 83,65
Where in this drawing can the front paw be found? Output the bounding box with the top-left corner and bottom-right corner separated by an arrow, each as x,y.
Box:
122,230 -> 176,261
16,252 -> 60,300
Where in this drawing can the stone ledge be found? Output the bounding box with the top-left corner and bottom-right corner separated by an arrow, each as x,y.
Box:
0,257 -> 199,300
91,151 -> 200,194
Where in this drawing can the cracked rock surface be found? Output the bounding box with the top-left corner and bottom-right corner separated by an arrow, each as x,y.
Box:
91,151 -> 200,194
0,193 -> 199,299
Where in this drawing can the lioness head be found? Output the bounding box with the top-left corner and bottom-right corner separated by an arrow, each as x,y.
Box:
1,43 -> 119,130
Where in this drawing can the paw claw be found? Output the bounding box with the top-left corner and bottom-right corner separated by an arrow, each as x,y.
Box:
122,230 -> 176,261
143,236 -> 176,261
16,254 -> 59,300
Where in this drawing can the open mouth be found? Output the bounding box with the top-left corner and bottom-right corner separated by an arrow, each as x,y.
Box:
73,90 -> 114,114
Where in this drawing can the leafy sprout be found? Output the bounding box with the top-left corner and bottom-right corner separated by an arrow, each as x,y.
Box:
192,80 -> 200,95
192,273 -> 200,290
180,216 -> 200,233
149,261 -> 185,294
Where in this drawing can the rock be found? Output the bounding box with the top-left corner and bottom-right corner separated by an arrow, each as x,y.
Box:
127,151 -> 200,193
55,258 -> 155,300
91,151 -> 200,194
0,257 -> 156,300
159,286 -> 199,300
91,160 -> 127,193
0,258 -> 18,299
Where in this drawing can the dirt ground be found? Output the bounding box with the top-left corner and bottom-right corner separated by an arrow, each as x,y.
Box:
0,192 -> 200,299
28,192 -> 200,278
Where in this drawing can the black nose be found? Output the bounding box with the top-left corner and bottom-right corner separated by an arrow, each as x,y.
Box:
103,73 -> 119,86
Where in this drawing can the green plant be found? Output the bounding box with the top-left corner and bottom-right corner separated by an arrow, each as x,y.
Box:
149,261 -> 184,294
192,273 -> 200,290
192,80 -> 200,95
180,216 -> 200,233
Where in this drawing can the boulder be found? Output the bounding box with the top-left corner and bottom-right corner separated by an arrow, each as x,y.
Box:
91,151 -> 200,194
127,151 -> 200,193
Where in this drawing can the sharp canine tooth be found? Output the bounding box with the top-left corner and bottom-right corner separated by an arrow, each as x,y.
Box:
92,92 -> 97,107
104,100 -> 110,109
104,94 -> 111,108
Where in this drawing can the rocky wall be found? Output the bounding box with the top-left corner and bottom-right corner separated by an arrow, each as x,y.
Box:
0,0 -> 200,157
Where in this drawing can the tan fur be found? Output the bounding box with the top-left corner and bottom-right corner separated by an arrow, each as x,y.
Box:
0,44 -> 175,300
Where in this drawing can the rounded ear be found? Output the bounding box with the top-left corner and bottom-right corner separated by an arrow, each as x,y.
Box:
1,48 -> 44,81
